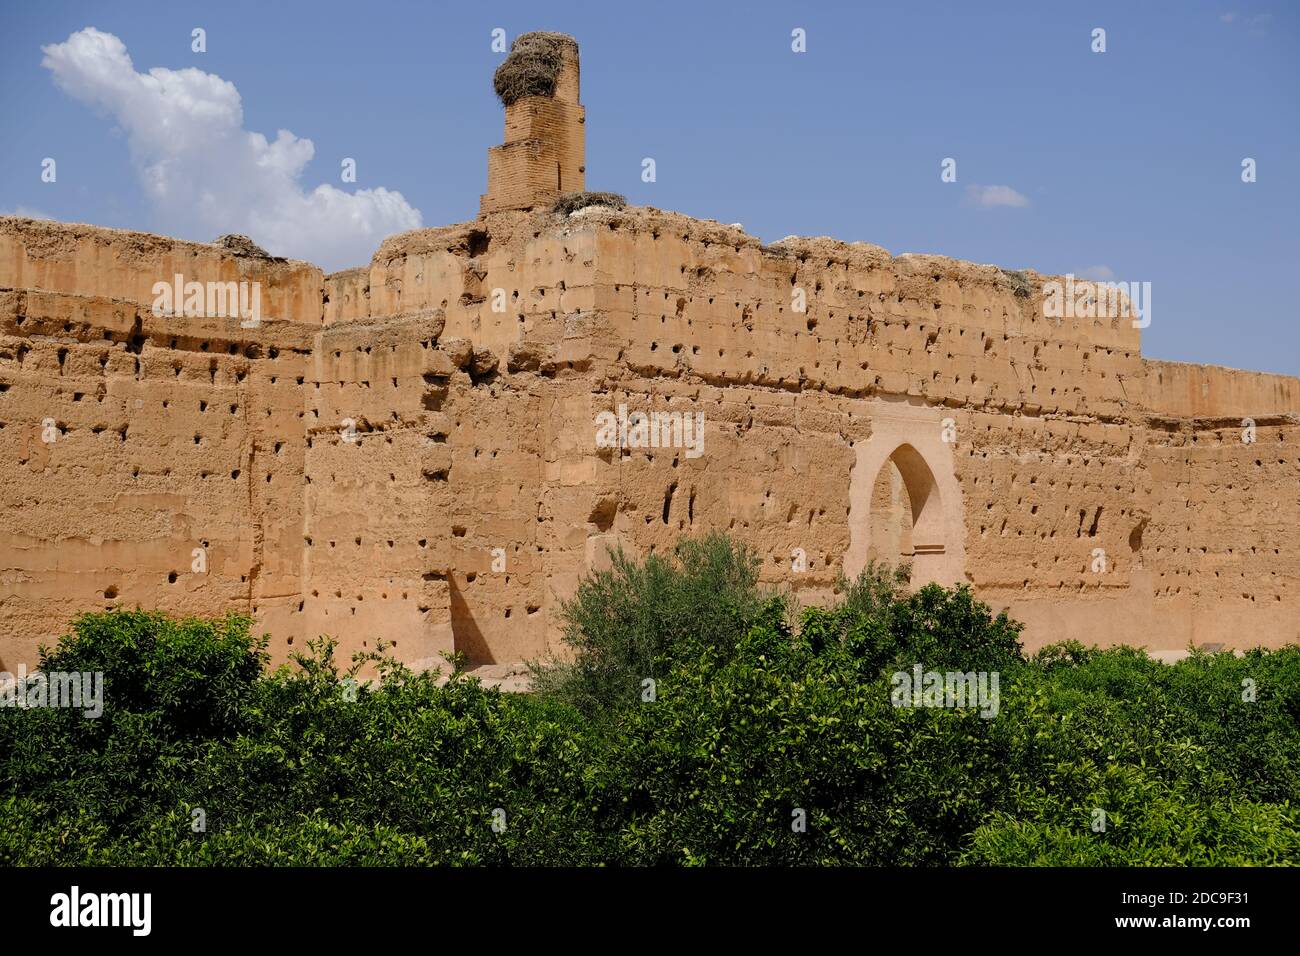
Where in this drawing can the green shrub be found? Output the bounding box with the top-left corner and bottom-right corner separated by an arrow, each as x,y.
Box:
2,537 -> 1297,866
0,611 -> 264,834
529,533 -> 770,716
964,793 -> 1300,866
801,564 -> 1024,676
602,595 -> 1014,864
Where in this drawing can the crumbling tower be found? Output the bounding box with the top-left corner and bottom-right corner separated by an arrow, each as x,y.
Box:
480,32 -> 585,214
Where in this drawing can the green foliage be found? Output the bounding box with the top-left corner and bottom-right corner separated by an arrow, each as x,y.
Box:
0,614 -> 610,866
42,610 -> 266,737
800,562 -> 1024,676
528,533 -> 769,716
2,540 -> 1298,866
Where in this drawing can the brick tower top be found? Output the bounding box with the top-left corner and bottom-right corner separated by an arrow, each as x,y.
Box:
480,32 -> 585,215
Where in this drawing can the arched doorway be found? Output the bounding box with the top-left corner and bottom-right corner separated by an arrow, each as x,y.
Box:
865,444 -> 947,585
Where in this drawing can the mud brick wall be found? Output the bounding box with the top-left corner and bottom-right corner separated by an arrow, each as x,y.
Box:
480,36 -> 584,214
2,203 -> 1298,671
295,311 -> 455,667
0,278 -> 315,670
6,28 -> 1295,671
0,217 -> 323,322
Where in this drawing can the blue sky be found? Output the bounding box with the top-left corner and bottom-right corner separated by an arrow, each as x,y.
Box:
1,0 -> 1296,374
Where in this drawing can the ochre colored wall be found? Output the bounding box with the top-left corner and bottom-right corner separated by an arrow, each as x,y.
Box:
2,203 -> 1298,672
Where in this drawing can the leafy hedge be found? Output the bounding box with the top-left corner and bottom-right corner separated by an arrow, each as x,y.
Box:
2,535 -> 1297,865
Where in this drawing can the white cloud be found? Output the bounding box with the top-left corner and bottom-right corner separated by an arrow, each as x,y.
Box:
40,27 -> 422,270
1221,12 -> 1272,27
965,184 -> 1030,209
1077,265 -> 1116,281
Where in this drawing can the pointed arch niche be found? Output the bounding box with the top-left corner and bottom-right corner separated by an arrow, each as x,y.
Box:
845,409 -> 966,588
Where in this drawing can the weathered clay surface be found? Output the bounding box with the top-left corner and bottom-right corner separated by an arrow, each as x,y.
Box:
1,34 -> 1297,672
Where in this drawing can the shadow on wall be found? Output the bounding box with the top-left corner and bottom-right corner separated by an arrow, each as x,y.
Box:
448,574 -> 493,664
868,453 -> 914,567
869,443 -> 946,587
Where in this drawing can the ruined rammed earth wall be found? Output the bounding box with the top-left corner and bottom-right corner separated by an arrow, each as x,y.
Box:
588,208 -> 1296,652
319,215 -> 600,662
347,202 -> 1297,657
2,205 -> 1298,671
0,218 -> 462,669
0,233 -> 319,670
